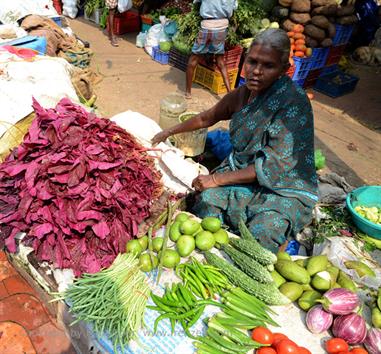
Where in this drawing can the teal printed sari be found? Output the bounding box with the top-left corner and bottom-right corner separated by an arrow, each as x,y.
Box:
193,76 -> 318,252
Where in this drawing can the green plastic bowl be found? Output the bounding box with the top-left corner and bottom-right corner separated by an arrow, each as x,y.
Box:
346,186 -> 381,239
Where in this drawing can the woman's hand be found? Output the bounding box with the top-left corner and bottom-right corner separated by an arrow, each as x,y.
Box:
192,175 -> 219,192
151,130 -> 171,146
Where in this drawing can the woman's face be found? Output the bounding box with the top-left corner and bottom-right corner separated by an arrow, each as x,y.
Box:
244,44 -> 287,94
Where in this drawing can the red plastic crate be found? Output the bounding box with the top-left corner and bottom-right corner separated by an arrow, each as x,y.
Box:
303,68 -> 322,88
107,10 -> 140,35
199,45 -> 244,71
326,45 -> 346,66
140,14 -> 153,25
53,0 -> 62,15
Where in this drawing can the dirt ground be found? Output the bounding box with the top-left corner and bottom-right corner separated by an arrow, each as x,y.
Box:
69,19 -> 381,187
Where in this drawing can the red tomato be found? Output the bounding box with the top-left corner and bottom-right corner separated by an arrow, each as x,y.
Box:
252,327 -> 274,345
350,349 -> 368,354
274,339 -> 300,354
272,333 -> 289,346
256,348 -> 277,354
298,347 -> 312,354
337,352 -> 351,354
325,338 -> 349,354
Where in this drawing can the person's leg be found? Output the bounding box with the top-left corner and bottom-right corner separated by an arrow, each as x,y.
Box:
216,54 -> 231,92
247,211 -> 290,253
108,8 -> 118,47
185,54 -> 200,99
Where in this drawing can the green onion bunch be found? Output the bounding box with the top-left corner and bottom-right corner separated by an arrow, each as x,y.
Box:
58,253 -> 149,352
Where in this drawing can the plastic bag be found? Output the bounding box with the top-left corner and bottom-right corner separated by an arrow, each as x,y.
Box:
144,24 -> 162,56
205,129 -> 232,161
62,0 -> 78,18
135,32 -> 146,48
117,0 -> 132,14
313,236 -> 381,290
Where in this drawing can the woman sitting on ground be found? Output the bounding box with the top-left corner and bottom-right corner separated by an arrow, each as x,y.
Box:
152,28 -> 318,252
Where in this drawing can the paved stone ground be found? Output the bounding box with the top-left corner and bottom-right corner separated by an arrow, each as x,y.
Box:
0,251 -> 76,353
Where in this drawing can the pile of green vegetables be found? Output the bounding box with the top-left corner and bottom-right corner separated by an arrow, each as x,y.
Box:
53,253 -> 149,353
149,259 -> 228,334
205,219 -> 290,306
195,288 -> 278,353
270,252 -> 373,309
126,211 -> 229,276
148,257 -> 277,352
172,0 -> 266,53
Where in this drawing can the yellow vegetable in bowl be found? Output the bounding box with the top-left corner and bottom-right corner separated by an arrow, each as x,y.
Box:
354,205 -> 381,224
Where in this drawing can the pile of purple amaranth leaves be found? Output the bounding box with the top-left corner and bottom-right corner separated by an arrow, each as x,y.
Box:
0,98 -> 162,276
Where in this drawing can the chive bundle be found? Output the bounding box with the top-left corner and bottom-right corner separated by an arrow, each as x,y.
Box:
56,253 -> 149,352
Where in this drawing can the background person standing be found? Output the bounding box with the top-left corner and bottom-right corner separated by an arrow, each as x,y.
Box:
106,0 -> 118,47
185,0 -> 238,98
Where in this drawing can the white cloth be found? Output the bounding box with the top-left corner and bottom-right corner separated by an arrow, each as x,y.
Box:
0,24 -> 28,44
0,0 -> 58,25
201,18 -> 229,30
111,111 -> 208,195
0,51 -> 79,138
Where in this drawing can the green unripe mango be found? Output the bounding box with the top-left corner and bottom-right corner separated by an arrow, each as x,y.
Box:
298,290 -> 322,311
275,259 -> 311,284
306,255 -> 328,276
294,258 -> 308,268
326,266 -> 340,286
279,282 -> 304,302
169,221 -> 182,242
271,270 -> 286,288
302,283 -> 314,291
175,212 -> 189,223
277,251 -> 291,261
345,260 -> 376,278
311,271 -> 332,291
372,307 -> 381,328
337,270 -> 357,292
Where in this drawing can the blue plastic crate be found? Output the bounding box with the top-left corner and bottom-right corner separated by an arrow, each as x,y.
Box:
238,76 -> 246,87
310,47 -> 329,69
141,23 -> 152,33
314,70 -> 359,98
292,56 -> 313,81
152,46 -> 169,65
295,78 -> 306,87
51,16 -> 63,27
332,24 -> 354,46
321,64 -> 339,76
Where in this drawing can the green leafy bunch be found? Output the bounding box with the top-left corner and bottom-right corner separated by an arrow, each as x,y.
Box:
84,0 -> 105,17
173,3 -> 202,49
227,0 -> 265,45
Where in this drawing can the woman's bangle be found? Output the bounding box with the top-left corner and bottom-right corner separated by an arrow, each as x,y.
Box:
212,173 -> 220,186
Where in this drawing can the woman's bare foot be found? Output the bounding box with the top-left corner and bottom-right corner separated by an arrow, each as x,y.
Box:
185,92 -> 192,99
110,37 -> 119,47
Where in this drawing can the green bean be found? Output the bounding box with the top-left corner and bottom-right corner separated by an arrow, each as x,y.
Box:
185,304 -> 205,329
170,318 -> 176,335
147,226 -> 155,267
193,341 -> 225,354
151,294 -> 177,312
179,284 -> 194,307
157,201 -> 173,284
154,313 -> 171,333
188,270 -> 208,299
206,328 -> 250,353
